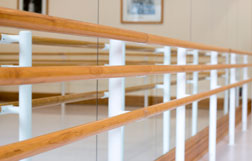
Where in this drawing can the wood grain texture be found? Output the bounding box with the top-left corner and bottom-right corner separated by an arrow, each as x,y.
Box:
2,33 -> 157,52
0,7 -> 148,43
32,36 -> 102,48
155,102 -> 251,161
0,51 -> 165,57
0,58 -> 215,66
32,36 -> 157,52
0,51 -> 226,59
0,78 -> 251,161
0,7 -> 252,55
0,93 -> 227,110
0,64 -> 246,86
0,73 -> 214,108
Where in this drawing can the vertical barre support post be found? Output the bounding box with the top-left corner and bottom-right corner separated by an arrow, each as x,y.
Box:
229,53 -> 236,145
176,47 -> 186,161
19,31 -> 32,161
108,40 -> 125,161
209,51 -> 218,161
242,55 -> 248,131
224,53 -> 229,114
163,46 -> 171,153
191,50 -> 199,136
235,56 -> 239,108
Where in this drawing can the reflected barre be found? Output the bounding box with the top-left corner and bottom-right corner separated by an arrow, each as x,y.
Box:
0,73 -> 216,108
0,64 -> 249,86
0,78 -> 251,161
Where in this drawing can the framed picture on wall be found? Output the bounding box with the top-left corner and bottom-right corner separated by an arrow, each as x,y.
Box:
121,0 -> 163,24
17,0 -> 49,15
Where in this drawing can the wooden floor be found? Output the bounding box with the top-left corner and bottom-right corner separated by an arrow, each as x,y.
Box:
0,104 -> 225,161
200,114 -> 252,161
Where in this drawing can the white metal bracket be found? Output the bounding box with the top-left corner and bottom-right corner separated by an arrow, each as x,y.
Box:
155,84 -> 164,89
155,47 -> 165,53
1,65 -> 20,67
102,43 -> 110,51
102,92 -> 109,99
0,34 -> 19,44
0,105 -> 19,115
186,50 -> 195,55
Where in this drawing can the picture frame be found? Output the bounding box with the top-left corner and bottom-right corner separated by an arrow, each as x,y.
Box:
121,0 -> 163,24
17,0 -> 49,15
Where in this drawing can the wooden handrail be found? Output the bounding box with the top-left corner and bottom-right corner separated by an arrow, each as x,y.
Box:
0,64 -> 248,86
0,52 -> 227,58
32,36 -> 102,48
0,52 -> 164,57
0,7 -> 252,55
0,73 -> 215,108
2,33 -> 158,52
0,58 -> 163,64
0,78 -> 251,161
0,58 -> 218,66
32,36 -> 158,52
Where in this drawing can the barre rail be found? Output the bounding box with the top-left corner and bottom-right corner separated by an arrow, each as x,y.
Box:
1,33 -> 158,52
0,78 -> 251,161
0,58 -> 216,66
0,73 -> 214,108
0,7 -> 252,55
0,51 -> 227,58
0,64 -> 249,86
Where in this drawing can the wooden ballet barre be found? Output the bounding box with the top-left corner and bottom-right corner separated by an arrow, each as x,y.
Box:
0,73 -> 223,108
32,36 -> 159,52
0,64 -> 248,86
0,78 -> 250,161
0,52 -> 167,60
31,36 -> 160,52
0,7 -> 251,55
0,51 -> 227,59
0,90 -> 102,108
32,36 -> 102,48
2,33 -> 159,52
0,58 -> 162,64
32,36 -> 158,52
0,51 -> 164,57
0,58 -> 217,66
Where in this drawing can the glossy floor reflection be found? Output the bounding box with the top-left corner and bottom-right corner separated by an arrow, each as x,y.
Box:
200,115 -> 252,161
0,104 -> 224,161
